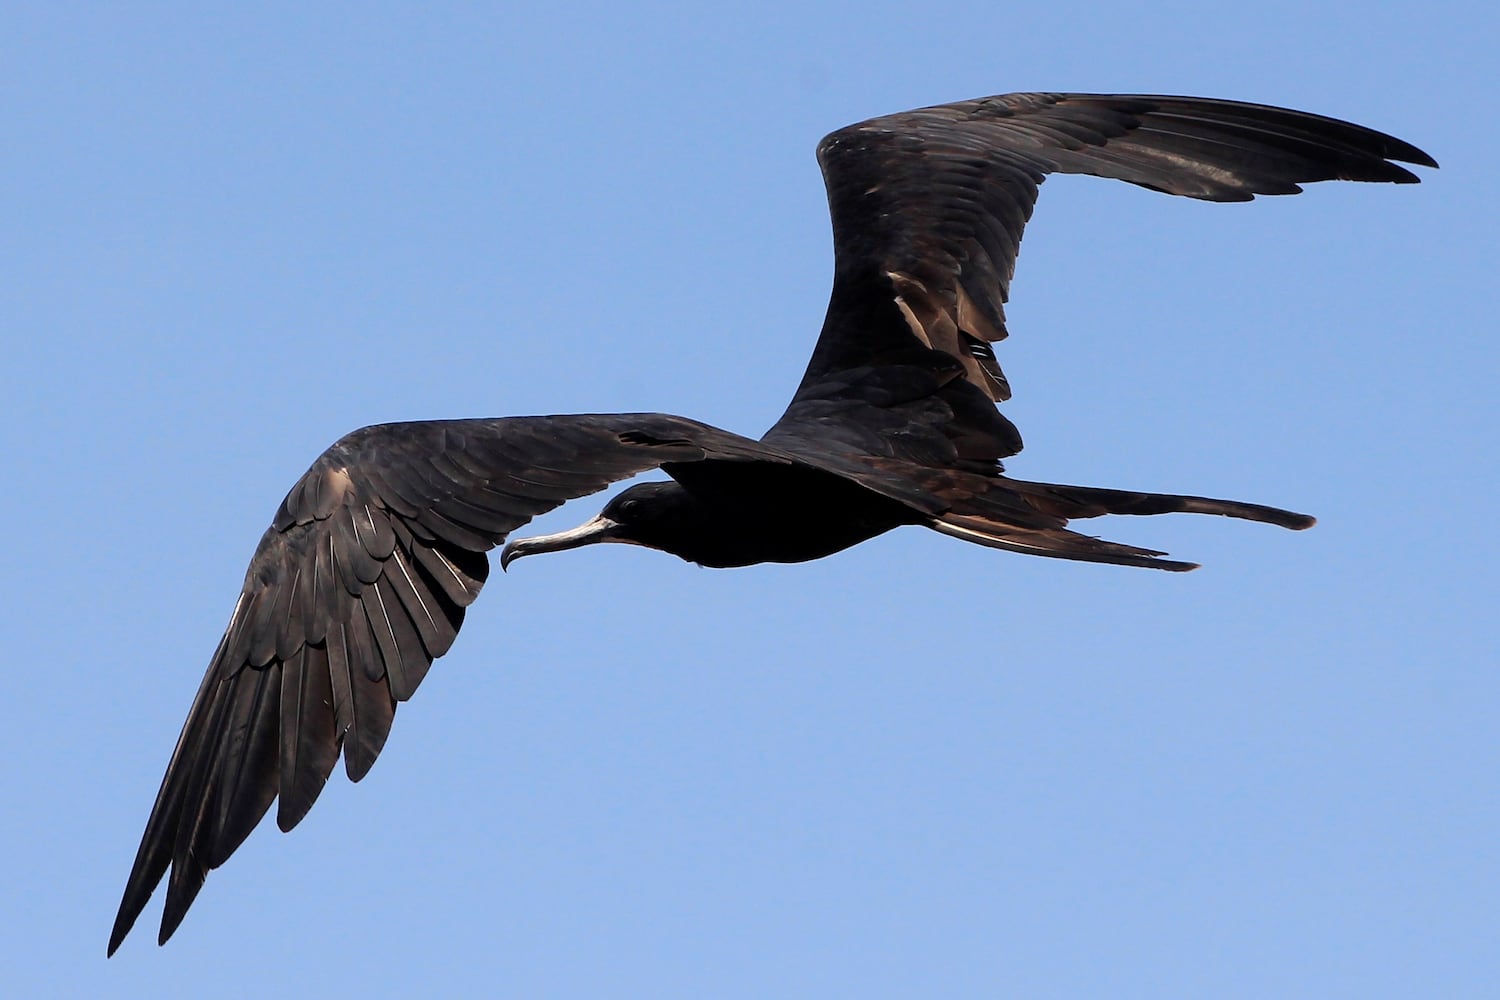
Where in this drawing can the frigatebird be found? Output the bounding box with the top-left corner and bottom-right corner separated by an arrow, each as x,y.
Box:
108,92 -> 1434,954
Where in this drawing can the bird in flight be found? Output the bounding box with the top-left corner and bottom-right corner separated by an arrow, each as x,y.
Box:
108,91 -> 1434,954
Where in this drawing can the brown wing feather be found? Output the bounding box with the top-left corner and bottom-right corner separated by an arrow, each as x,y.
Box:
770,92 -> 1434,466
109,413 -> 773,954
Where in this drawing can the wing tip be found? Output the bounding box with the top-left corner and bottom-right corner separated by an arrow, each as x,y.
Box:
106,918 -> 131,958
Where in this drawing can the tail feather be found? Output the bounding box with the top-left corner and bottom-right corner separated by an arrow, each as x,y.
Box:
1001,478 -> 1316,530
927,475 -> 1314,571
930,514 -> 1199,571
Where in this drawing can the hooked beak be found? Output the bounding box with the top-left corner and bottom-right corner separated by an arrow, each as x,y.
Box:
500,514 -> 624,571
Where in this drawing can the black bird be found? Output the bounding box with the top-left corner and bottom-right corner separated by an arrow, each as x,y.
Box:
109,92 -> 1434,954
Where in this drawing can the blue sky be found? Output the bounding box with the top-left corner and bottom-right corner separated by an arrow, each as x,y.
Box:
5,2 -> 1494,997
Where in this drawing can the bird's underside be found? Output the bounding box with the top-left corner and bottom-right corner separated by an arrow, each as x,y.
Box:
109,91 -> 1435,954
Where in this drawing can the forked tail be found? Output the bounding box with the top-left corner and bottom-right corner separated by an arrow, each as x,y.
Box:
929,476 -> 1315,571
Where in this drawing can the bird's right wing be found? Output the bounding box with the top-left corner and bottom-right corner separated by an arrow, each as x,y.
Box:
109,412 -> 773,955
768,92 -> 1436,467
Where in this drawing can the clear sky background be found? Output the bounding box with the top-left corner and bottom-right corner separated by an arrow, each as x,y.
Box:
4,3 -> 1493,997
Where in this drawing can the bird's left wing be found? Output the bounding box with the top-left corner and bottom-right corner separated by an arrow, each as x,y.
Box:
767,92 -> 1435,467
109,413 -> 773,955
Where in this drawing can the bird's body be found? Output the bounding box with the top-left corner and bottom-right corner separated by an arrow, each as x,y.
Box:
109,91 -> 1435,954
606,466 -> 924,568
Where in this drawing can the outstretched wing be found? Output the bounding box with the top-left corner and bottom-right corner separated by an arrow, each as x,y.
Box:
767,92 -> 1436,466
109,413 -> 771,955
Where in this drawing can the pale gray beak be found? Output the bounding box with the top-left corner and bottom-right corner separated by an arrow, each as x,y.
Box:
500,514 -> 623,571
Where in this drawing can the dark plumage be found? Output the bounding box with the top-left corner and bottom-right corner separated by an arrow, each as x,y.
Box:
109,92 -> 1434,954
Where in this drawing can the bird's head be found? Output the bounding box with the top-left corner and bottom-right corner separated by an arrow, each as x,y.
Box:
500,481 -> 705,569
